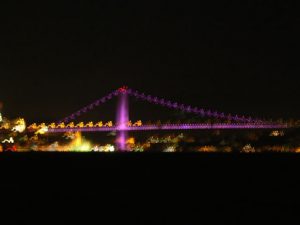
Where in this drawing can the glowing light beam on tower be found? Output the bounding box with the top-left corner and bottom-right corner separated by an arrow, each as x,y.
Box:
116,86 -> 129,151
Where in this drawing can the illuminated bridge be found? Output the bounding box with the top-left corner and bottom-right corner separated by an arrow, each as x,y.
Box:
47,123 -> 287,133
29,86 -> 289,150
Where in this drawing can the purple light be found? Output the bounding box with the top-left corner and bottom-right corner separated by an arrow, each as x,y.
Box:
126,89 -> 133,95
54,87 -> 288,139
48,123 -> 289,133
116,91 -> 129,151
147,95 -> 152,102
58,90 -> 121,123
199,109 -> 205,116
127,88 -> 266,124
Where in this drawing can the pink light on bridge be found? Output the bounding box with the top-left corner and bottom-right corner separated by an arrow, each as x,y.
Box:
47,123 -> 289,133
116,87 -> 129,151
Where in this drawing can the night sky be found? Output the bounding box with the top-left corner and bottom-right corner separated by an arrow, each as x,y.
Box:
0,1 -> 299,122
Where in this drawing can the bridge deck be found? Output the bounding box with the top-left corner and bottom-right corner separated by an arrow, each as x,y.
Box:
47,123 -> 289,133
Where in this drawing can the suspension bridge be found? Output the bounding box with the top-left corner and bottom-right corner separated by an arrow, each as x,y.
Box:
26,86 -> 288,150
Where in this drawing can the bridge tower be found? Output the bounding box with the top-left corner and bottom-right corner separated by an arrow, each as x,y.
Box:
116,87 -> 129,151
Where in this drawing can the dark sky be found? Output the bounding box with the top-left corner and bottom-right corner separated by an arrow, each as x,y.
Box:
0,1 -> 299,122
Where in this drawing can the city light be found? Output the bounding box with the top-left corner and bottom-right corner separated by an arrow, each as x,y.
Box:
242,144 -> 256,153
11,118 -> 26,133
2,137 -> 14,144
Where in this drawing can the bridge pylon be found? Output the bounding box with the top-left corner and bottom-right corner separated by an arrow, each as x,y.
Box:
116,87 -> 129,151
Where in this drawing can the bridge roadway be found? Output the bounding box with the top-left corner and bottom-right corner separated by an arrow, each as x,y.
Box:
47,123 -> 289,133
